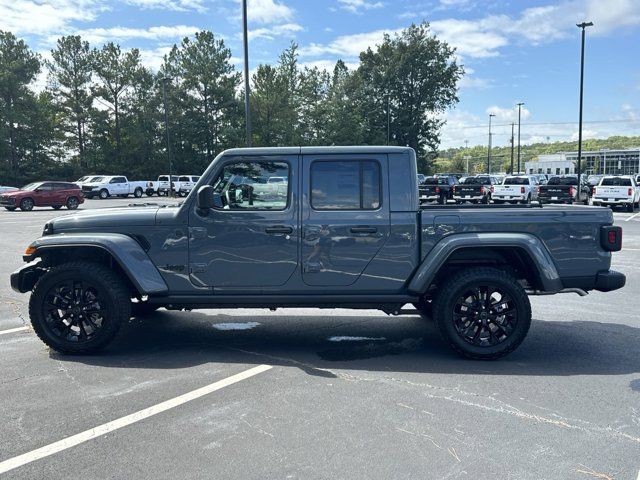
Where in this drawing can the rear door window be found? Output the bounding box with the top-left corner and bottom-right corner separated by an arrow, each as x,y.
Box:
311,160 -> 381,210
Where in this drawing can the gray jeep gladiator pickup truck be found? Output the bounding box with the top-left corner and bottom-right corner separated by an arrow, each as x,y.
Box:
11,146 -> 625,359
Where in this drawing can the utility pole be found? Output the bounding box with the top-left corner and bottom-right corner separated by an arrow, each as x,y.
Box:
161,77 -> 173,197
386,94 -> 390,146
510,122 -> 515,174
242,0 -> 252,147
516,102 -> 524,174
576,21 -> 593,188
487,114 -> 495,174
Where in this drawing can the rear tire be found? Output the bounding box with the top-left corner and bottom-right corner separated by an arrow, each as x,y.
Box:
66,196 -> 79,210
433,267 -> 531,360
29,261 -> 131,354
626,203 -> 634,212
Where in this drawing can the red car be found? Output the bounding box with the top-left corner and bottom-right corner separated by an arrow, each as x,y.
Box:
0,181 -> 84,211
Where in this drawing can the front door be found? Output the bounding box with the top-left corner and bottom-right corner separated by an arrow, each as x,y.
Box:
188,155 -> 299,288
301,154 -> 390,286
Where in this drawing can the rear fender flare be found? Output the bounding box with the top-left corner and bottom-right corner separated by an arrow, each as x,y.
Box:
407,233 -> 562,294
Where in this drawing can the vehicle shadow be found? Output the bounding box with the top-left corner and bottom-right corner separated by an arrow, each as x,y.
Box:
56,310 -> 640,378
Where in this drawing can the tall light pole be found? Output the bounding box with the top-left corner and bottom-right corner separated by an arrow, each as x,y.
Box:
576,21 -> 593,188
242,0 -> 252,147
516,102 -> 524,173
510,122 -> 515,174
487,113 -> 495,174
161,76 -> 173,197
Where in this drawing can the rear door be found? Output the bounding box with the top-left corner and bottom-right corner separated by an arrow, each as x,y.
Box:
301,153 -> 390,286
34,183 -> 54,206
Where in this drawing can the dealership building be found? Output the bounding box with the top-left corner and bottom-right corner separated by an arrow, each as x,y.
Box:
525,148 -> 640,176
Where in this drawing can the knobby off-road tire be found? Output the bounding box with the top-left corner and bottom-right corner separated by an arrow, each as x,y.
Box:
433,267 -> 531,360
29,261 -> 131,354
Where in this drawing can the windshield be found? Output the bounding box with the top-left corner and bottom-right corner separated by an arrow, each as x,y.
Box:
600,177 -> 632,186
503,177 -> 530,185
547,176 -> 578,185
21,182 -> 42,191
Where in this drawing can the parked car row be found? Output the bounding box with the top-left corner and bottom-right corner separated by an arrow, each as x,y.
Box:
419,173 -> 640,210
145,175 -> 201,197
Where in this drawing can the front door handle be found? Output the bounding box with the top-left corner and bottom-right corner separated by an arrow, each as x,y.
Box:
265,226 -> 293,235
350,226 -> 377,234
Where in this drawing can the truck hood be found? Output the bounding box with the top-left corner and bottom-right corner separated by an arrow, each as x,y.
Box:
49,205 -> 161,231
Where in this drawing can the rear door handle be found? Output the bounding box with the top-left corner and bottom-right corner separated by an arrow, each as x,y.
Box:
350,226 -> 377,234
265,226 -> 293,235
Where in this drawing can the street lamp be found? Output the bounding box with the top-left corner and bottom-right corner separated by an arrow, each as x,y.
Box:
576,21 -> 593,188
516,102 -> 524,173
510,122 -> 515,174
242,0 -> 252,147
161,76 -> 173,198
487,113 -> 495,174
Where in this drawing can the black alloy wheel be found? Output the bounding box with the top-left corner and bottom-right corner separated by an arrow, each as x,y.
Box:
29,261 -> 130,354
433,267 -> 531,360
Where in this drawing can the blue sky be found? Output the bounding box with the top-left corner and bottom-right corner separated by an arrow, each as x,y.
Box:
2,0 -> 639,149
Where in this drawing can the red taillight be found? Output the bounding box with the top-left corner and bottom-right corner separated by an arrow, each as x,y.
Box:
628,188 -> 633,196
480,186 -> 485,194
536,186 -> 540,193
435,186 -> 440,194
569,186 -> 575,197
601,226 -> 622,252
593,187 -> 597,195
452,186 -> 456,193
490,185 -> 494,193
520,186 -> 525,194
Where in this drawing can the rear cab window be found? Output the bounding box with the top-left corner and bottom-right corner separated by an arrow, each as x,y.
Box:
600,177 -> 632,186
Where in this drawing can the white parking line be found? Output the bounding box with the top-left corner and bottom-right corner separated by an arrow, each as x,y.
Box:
0,364 -> 272,475
0,326 -> 29,336
625,211 -> 640,222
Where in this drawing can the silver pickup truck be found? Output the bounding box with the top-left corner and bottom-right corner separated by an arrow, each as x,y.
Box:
11,146 -> 625,360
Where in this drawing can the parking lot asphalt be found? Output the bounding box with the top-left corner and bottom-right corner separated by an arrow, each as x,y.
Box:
1,199 -> 639,479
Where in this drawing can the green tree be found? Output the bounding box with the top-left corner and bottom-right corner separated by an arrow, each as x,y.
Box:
93,43 -> 142,161
355,23 -> 463,171
250,64 -> 287,146
47,35 -> 94,171
0,31 -> 42,184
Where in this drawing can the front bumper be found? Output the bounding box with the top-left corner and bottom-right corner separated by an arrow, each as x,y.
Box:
10,260 -> 47,293
0,197 -> 17,206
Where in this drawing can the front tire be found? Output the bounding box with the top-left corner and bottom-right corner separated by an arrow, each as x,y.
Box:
99,189 -> 109,200
433,267 -> 531,360
20,198 -> 34,211
29,261 -> 131,354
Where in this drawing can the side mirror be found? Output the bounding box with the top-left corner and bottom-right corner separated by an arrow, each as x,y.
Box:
196,185 -> 224,210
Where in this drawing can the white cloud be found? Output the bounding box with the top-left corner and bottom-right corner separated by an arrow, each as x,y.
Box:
138,45 -> 174,71
571,129 -> 598,141
430,18 -> 508,58
487,105 -> 531,122
239,0 -> 294,25
337,0 -> 383,14
70,25 -> 201,44
300,28 -> 400,58
0,0 -> 103,36
248,22 -> 302,40
122,0 -> 207,13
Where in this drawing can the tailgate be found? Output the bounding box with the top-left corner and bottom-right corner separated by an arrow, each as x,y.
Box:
540,185 -> 571,199
595,187 -> 629,199
457,185 -> 482,196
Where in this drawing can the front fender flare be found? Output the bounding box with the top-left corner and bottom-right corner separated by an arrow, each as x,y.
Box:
407,233 -> 562,294
28,233 -> 168,295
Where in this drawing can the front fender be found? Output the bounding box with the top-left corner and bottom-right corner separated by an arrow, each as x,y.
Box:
25,233 -> 168,295
407,232 -> 563,294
